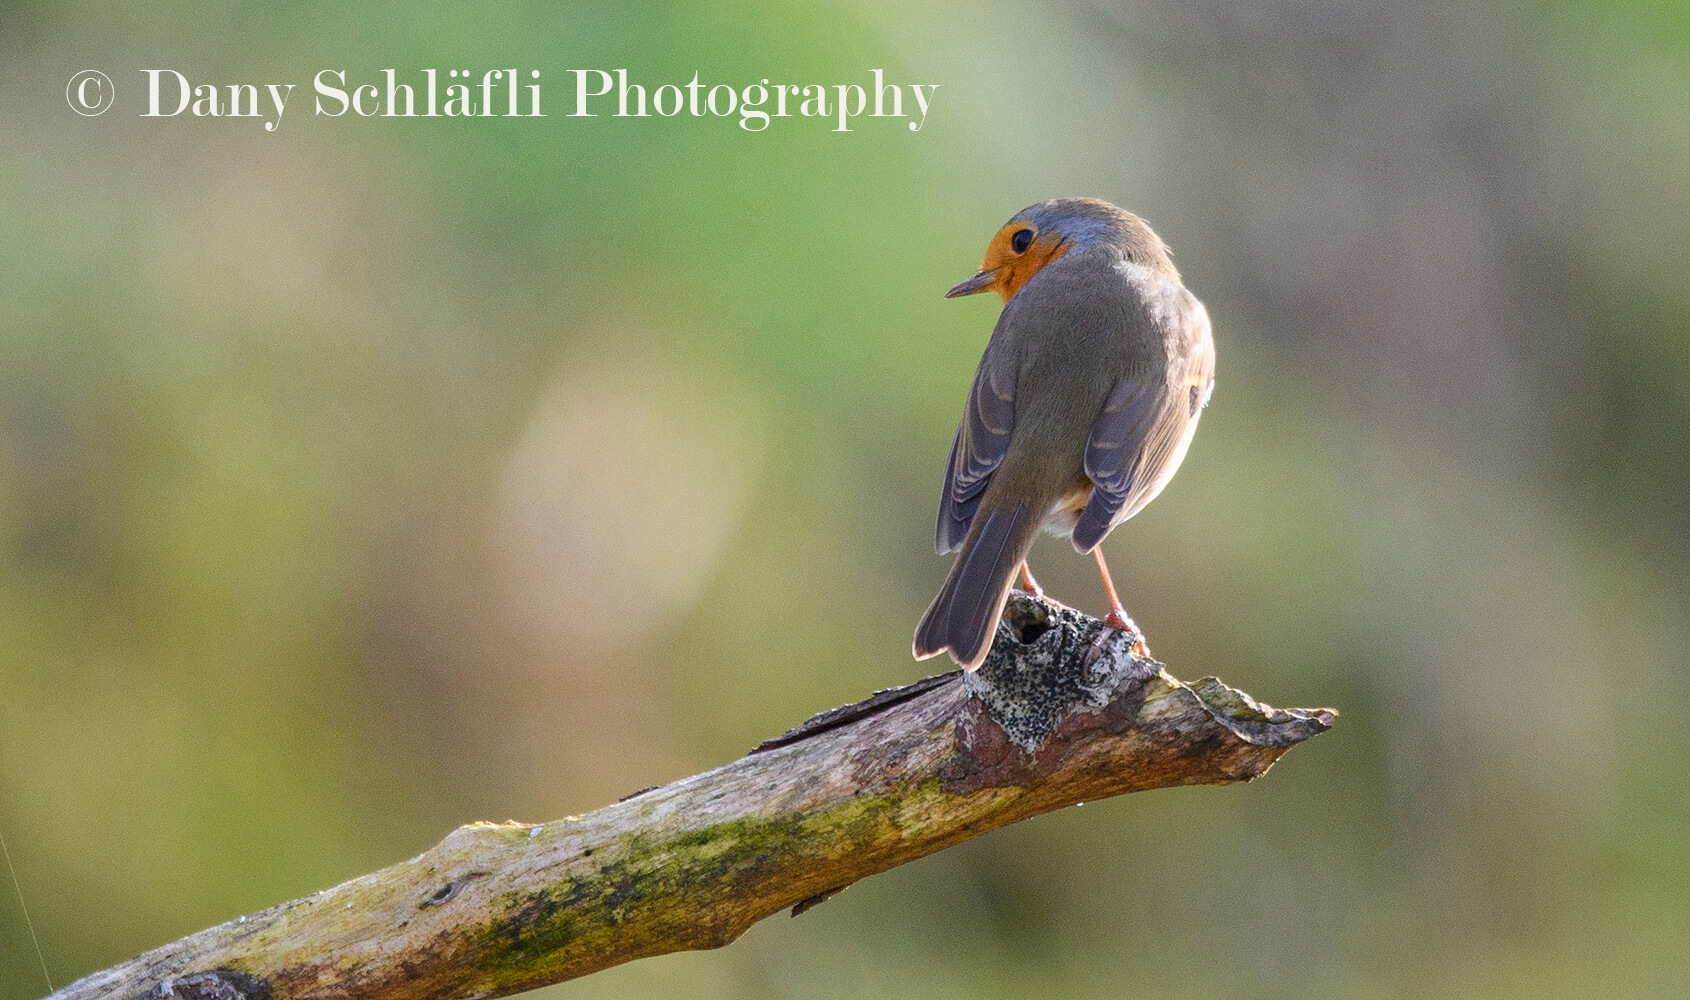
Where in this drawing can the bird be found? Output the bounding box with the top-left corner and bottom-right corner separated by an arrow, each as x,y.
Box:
913,198 -> 1215,670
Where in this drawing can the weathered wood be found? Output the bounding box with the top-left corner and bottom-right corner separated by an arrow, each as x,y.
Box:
52,596 -> 1334,1000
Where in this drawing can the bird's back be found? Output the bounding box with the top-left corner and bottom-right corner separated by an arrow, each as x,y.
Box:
987,246 -> 1188,504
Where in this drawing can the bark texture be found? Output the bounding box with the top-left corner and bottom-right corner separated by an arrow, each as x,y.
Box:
52,595 -> 1335,1000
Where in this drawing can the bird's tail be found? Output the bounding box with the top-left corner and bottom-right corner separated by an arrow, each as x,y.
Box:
913,502 -> 1040,670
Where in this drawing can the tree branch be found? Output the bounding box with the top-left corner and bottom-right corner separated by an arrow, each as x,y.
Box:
52,595 -> 1335,1000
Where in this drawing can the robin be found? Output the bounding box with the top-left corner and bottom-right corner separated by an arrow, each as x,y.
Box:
913,198 -> 1215,670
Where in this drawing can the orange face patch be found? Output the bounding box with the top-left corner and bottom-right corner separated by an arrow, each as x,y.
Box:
980,224 -> 1073,303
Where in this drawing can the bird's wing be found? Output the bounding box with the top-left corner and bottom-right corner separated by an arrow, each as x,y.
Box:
1071,304 -> 1215,553
936,340 -> 1016,554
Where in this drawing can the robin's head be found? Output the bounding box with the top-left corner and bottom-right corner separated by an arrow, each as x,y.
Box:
946,198 -> 1176,303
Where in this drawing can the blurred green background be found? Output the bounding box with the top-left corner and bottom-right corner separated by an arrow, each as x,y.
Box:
3,0 -> 1688,997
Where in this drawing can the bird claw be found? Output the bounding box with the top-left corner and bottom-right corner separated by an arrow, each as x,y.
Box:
1015,586 -> 1072,612
1101,609 -> 1151,660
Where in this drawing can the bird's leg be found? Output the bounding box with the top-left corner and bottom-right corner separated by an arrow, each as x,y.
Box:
1018,562 -> 1072,610
1091,546 -> 1150,659
1018,562 -> 1047,599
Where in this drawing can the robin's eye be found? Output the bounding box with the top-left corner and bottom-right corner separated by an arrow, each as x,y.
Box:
1010,229 -> 1034,254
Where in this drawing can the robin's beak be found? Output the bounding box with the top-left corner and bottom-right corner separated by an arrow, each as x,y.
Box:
945,269 -> 999,298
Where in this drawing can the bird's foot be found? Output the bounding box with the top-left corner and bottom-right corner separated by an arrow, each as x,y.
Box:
1100,608 -> 1151,660
1015,564 -> 1069,610
1014,587 -> 1074,612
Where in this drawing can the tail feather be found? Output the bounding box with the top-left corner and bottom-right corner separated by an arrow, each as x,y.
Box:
913,502 -> 1040,670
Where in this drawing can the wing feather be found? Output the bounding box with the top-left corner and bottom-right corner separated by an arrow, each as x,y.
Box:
1072,300 -> 1214,552
936,344 -> 1016,553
